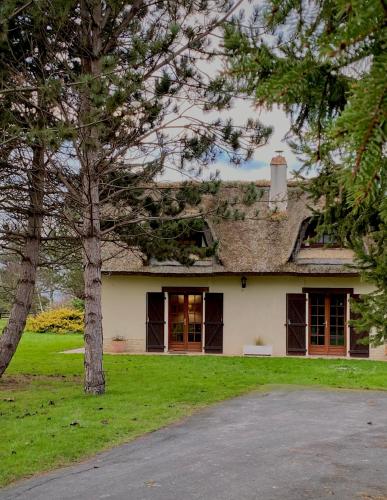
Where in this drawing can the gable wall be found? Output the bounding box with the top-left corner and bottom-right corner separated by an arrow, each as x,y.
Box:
102,274 -> 381,359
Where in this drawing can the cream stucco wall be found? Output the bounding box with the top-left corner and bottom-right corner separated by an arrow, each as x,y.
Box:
101,274 -> 383,360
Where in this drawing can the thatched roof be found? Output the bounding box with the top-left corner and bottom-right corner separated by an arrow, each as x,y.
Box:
102,181 -> 357,276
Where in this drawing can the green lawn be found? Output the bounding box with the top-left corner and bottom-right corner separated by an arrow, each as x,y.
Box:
1,325 -> 387,488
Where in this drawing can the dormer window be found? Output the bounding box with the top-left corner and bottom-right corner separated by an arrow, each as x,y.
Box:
148,221 -> 216,267
301,219 -> 339,248
292,217 -> 353,265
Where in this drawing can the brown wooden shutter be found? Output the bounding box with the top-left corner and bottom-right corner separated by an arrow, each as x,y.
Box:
349,294 -> 369,358
204,293 -> 223,353
146,292 -> 165,352
286,293 -> 307,355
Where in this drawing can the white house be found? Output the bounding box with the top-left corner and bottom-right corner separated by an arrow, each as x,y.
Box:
101,154 -> 385,360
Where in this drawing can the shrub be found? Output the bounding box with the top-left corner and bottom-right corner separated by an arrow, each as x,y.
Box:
71,297 -> 85,311
26,308 -> 84,334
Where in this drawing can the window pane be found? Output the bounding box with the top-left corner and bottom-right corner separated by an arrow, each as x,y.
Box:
171,322 -> 184,342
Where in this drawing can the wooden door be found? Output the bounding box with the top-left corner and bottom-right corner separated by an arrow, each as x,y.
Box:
204,293 -> 223,353
286,294 -> 307,355
146,292 -> 165,352
309,292 -> 346,356
169,293 -> 203,351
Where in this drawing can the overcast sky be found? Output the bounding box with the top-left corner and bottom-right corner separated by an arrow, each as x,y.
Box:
160,2 -> 299,184
161,102 -> 298,183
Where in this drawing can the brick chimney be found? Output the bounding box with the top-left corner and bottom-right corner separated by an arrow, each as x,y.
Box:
269,152 -> 287,212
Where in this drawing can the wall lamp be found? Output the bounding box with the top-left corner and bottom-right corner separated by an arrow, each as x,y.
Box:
241,276 -> 247,289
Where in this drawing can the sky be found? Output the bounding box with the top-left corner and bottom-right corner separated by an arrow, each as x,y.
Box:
160,2 -> 300,184
161,102 -> 299,183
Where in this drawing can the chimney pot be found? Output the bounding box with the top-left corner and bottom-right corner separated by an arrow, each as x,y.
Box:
270,154 -> 287,166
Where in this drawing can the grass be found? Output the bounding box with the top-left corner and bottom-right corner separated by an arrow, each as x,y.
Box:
1,323 -> 387,488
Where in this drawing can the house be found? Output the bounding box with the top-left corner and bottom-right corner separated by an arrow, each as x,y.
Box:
101,154 -> 385,360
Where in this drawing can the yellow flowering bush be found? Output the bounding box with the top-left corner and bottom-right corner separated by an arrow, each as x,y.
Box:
26,308 -> 84,334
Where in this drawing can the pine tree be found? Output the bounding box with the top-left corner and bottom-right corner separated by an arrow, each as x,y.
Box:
70,0 -> 270,394
0,0 -> 74,376
1,1 -> 272,393
224,0 -> 387,342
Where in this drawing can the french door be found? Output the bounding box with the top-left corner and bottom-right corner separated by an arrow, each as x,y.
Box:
168,293 -> 203,351
309,292 -> 347,355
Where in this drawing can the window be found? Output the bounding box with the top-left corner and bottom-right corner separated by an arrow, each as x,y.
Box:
149,222 -> 215,266
301,219 -> 339,248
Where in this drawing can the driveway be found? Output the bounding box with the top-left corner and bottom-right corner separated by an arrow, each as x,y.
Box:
2,388 -> 387,500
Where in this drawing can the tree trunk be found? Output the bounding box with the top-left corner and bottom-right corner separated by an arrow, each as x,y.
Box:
80,0 -> 105,394
0,146 -> 45,376
82,174 -> 105,394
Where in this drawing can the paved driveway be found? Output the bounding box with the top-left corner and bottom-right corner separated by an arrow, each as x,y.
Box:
2,388 -> 387,500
